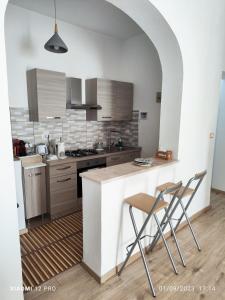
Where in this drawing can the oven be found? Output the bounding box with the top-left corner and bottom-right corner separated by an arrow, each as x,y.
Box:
77,157 -> 106,198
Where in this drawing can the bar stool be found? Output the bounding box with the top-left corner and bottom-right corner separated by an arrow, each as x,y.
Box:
150,170 -> 207,253
118,182 -> 183,297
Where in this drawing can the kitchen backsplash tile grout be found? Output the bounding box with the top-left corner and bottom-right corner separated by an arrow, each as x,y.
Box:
10,107 -> 139,149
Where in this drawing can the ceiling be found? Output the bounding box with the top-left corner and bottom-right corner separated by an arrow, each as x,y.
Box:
9,0 -> 143,40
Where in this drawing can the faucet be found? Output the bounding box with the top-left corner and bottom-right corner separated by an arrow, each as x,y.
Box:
107,129 -> 121,150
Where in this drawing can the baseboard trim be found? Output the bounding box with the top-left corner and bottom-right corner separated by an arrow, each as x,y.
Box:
211,188 -> 225,195
82,204 -> 211,284
19,228 -> 28,235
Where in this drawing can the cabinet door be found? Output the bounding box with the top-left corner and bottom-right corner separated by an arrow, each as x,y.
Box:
36,69 -> 66,121
114,81 -> 133,121
24,167 -> 46,219
97,79 -> 116,121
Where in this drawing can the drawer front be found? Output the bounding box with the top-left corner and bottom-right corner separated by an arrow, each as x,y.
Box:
106,154 -> 125,167
107,151 -> 141,167
50,188 -> 78,218
123,151 -> 141,163
50,173 -> 76,192
49,162 -> 76,177
50,189 -> 79,218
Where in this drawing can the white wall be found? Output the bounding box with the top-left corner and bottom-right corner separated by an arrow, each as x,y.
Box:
5,4 -> 122,107
212,78 -> 225,191
5,4 -> 162,156
150,0 -> 225,213
0,1 -> 23,299
121,34 -> 162,156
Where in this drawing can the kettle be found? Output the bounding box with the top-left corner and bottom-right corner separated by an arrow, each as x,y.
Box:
36,143 -> 48,156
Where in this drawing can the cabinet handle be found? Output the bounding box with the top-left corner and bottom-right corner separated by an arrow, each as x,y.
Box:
102,116 -> 112,119
57,178 -> 71,183
56,166 -> 71,171
35,173 -> 42,176
46,116 -> 61,119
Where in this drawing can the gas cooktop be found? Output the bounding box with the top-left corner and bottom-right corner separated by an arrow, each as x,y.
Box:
65,149 -> 99,157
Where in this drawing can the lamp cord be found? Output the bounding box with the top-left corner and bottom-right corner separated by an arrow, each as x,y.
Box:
54,0 -> 56,25
53,0 -> 58,33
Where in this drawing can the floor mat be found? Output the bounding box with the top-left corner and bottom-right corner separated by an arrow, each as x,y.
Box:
20,211 -> 83,289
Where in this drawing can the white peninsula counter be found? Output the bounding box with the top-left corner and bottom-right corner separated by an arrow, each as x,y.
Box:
81,158 -> 179,283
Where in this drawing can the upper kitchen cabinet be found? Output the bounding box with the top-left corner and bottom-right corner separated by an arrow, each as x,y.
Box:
86,78 -> 133,121
27,69 -> 66,122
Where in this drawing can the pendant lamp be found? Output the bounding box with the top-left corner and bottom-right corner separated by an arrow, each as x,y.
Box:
44,0 -> 68,53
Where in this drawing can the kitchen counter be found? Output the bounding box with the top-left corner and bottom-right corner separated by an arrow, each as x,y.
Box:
18,154 -> 46,169
81,157 -> 179,282
45,147 -> 142,166
81,158 -> 177,183
23,162 -> 46,170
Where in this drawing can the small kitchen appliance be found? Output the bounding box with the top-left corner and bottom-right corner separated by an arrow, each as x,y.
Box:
13,139 -> 27,157
56,138 -> 66,159
36,143 -> 48,156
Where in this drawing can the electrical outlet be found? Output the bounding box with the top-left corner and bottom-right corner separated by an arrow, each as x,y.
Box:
156,92 -> 161,103
42,132 -> 49,141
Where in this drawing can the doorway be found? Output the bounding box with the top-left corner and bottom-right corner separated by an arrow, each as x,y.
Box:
212,72 -> 225,193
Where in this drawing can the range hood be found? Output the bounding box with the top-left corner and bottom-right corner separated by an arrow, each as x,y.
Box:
66,77 -> 101,110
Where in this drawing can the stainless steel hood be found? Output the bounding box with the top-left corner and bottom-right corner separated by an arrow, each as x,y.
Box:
66,77 -> 101,110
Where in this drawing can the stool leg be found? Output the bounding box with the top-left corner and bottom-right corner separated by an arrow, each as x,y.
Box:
173,199 -> 190,233
179,200 -> 201,251
148,214 -> 167,252
164,208 -> 186,267
149,199 -> 180,252
129,207 -> 156,297
118,206 -> 154,278
153,213 -> 178,275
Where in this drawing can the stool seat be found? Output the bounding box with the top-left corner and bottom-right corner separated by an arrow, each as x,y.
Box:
157,182 -> 194,198
125,193 -> 168,214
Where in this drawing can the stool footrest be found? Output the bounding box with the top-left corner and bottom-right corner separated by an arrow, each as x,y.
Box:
170,217 -> 181,221
126,234 -> 155,253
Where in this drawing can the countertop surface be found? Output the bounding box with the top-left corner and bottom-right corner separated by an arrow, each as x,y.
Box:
23,162 -> 47,170
80,158 -> 178,183
16,154 -> 47,169
45,147 -> 142,166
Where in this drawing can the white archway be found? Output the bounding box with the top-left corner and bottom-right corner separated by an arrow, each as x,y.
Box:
0,1 -> 183,299
106,0 -> 183,158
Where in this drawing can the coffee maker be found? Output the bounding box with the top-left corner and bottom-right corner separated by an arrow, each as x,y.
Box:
13,139 -> 27,157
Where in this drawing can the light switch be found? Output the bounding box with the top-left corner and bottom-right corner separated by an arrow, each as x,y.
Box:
209,132 -> 215,139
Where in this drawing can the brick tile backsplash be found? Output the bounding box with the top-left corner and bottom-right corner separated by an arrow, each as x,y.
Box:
10,108 -> 139,149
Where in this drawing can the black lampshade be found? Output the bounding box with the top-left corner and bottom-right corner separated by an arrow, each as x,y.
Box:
44,0 -> 68,54
44,27 -> 68,53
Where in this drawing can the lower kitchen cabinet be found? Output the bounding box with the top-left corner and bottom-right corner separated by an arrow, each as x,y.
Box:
106,150 -> 141,167
46,162 -> 78,219
23,166 -> 47,220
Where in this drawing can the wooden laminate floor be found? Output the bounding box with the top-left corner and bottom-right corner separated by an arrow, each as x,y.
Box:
25,191 -> 225,300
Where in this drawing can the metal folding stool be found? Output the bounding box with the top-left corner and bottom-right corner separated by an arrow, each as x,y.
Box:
150,170 -> 207,253
117,182 -> 182,297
